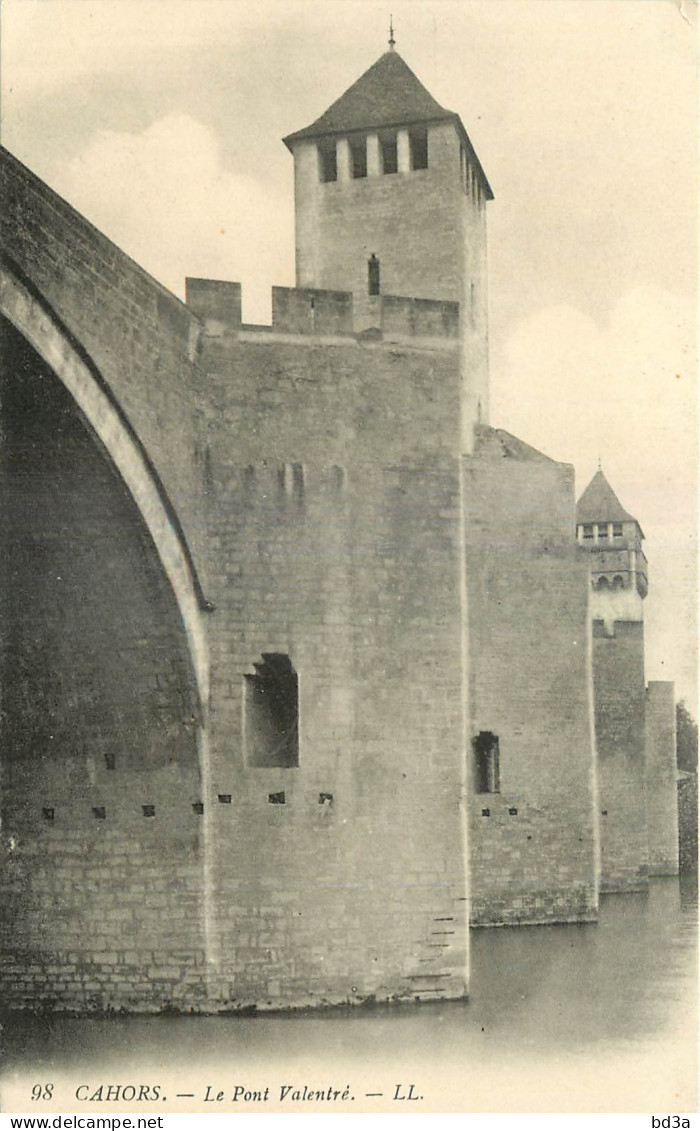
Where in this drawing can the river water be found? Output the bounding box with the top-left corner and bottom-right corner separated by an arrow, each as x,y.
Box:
0,878 -> 696,1113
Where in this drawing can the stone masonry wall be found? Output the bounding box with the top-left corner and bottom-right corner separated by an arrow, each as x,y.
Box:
0,319 -> 205,1012
463,432 -> 598,926
593,620 -> 649,891
645,681 -> 679,876
192,323 -> 470,1007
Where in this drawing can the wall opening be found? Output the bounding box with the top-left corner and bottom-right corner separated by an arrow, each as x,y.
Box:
409,128 -> 428,170
319,141 -> 338,183
380,132 -> 398,174
473,731 -> 500,794
350,136 -> 367,179
368,254 -> 381,296
277,463 -> 305,507
244,654 -> 299,768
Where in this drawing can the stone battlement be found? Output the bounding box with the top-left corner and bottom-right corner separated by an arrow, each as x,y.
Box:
185,277 -> 459,344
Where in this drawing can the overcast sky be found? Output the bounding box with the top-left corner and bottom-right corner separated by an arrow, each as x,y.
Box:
1,0 -> 697,702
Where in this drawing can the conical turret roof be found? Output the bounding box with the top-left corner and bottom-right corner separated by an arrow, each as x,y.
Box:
283,49 -> 493,198
576,469 -> 639,528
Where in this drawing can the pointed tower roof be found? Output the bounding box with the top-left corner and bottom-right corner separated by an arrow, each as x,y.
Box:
576,469 -> 640,529
283,49 -> 493,198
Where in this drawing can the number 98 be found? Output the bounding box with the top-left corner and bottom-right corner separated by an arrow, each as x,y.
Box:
31,1083 -> 54,1101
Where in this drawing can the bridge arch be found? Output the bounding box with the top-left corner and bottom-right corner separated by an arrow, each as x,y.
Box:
0,259 -> 209,709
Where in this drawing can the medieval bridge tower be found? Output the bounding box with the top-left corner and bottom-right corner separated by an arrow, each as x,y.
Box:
576,469 -> 679,890
0,35 -> 677,1015
282,41 -> 492,447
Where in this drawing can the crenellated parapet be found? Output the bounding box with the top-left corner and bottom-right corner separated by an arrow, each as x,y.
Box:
185,276 -> 459,346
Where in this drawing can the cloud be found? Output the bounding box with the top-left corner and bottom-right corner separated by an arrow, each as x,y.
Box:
491,288 -> 697,699
51,114 -> 295,320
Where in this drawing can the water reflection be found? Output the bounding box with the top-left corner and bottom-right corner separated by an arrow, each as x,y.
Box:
1,878 -> 696,1112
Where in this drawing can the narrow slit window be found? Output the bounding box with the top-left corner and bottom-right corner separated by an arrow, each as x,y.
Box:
350,136 -> 367,178
409,128 -> 428,170
473,731 -> 500,794
278,463 -> 305,506
319,141 -> 337,183
244,654 -> 299,768
380,132 -> 398,174
368,254 -> 380,296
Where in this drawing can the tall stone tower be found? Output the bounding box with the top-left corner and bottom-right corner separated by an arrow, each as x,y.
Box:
576,469 -> 651,890
283,39 -> 493,448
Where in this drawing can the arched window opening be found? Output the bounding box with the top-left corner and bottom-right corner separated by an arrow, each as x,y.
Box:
244,654 -> 299,768
596,576 -> 610,590
612,575 -> 625,590
473,731 -> 500,794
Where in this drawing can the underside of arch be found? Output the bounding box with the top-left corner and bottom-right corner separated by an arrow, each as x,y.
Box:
0,261 -> 209,710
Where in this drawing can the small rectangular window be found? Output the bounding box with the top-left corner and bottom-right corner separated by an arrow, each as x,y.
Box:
473,732 -> 500,794
349,136 -> 367,178
319,142 -> 337,183
582,524 -> 594,540
612,523 -> 623,538
380,132 -> 398,174
598,523 -> 609,539
409,128 -> 428,170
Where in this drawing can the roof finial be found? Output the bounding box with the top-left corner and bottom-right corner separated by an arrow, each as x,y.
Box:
597,456 -> 602,472
388,14 -> 396,49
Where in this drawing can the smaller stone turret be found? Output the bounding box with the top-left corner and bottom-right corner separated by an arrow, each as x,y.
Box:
576,468 -> 647,630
